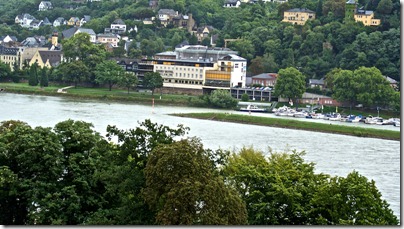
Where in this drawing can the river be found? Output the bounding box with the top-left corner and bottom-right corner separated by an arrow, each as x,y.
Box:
1,93 -> 401,220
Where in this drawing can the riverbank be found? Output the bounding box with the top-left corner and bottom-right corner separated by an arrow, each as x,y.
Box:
0,83 -> 198,107
173,112 -> 400,141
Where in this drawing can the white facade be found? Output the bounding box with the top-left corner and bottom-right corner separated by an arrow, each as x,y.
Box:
217,55 -> 247,87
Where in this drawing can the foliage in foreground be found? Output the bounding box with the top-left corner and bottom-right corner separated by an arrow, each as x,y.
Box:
0,119 -> 398,225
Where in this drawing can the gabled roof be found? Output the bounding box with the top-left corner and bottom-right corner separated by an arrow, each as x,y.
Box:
285,8 -> 315,13
196,25 -> 214,33
112,19 -> 125,25
43,17 -> 52,25
224,0 -> 240,4
158,9 -> 177,15
346,0 -> 356,4
21,36 -> 47,47
62,27 -> 95,39
38,50 -> 62,66
97,33 -> 118,38
0,35 -> 18,43
356,9 -> 374,15
82,15 -> 91,21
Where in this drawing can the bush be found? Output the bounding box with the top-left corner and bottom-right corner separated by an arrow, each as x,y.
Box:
209,90 -> 238,109
241,93 -> 249,102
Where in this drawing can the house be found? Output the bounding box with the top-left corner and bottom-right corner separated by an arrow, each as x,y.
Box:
38,1 -> 53,11
62,27 -> 97,43
15,13 -> 36,28
80,15 -> 91,27
251,73 -> 278,87
20,36 -> 47,47
282,8 -> 316,25
289,92 -> 342,106
111,57 -> 140,72
29,50 -> 63,68
42,17 -> 52,26
345,0 -> 380,26
384,76 -> 398,90
193,26 -> 215,43
105,19 -> 126,34
158,9 -> 178,27
53,17 -> 66,27
0,35 -> 18,45
67,17 -> 80,26
143,18 -> 154,25
29,19 -> 43,30
308,78 -> 325,89
96,33 -> 120,47
224,0 -> 241,8
171,13 -> 195,32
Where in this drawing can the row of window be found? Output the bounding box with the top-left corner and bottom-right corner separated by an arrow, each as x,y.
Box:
156,65 -> 204,72
0,56 -> 17,60
165,79 -> 203,85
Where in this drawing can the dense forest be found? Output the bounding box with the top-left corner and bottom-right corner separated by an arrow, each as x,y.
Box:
0,119 -> 399,225
0,0 -> 400,82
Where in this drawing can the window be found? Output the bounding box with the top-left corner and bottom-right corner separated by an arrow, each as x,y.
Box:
235,63 -> 239,68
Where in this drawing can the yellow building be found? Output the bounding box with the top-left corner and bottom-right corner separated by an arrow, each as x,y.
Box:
282,8 -> 315,25
354,9 -> 380,26
29,50 -> 63,68
346,0 -> 380,26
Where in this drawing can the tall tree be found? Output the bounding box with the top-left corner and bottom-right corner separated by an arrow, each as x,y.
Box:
117,72 -> 138,94
274,67 -> 306,107
143,72 -> 163,95
143,138 -> 247,225
95,60 -> 125,91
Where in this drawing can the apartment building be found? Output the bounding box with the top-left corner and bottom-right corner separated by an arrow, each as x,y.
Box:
282,8 -> 315,25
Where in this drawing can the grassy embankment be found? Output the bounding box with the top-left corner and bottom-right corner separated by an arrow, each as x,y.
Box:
0,82 -> 197,106
173,112 -> 400,141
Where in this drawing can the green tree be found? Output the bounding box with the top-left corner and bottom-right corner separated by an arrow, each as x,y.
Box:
274,67 -> 306,108
117,72 -> 138,94
376,0 -> 393,14
95,60 -> 125,91
143,72 -> 163,95
332,69 -> 357,113
0,61 -> 11,81
222,147 -> 399,225
310,171 -> 399,225
28,63 -> 39,86
39,67 -> 48,88
62,61 -> 89,88
142,138 -> 247,225
208,89 -> 238,109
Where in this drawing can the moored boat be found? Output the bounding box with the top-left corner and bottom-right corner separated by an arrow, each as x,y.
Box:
239,104 -> 268,113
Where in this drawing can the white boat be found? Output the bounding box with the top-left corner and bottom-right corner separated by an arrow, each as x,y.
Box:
293,111 -> 308,118
365,116 -> 384,125
346,115 -> 362,123
328,113 -> 341,121
239,104 -> 268,113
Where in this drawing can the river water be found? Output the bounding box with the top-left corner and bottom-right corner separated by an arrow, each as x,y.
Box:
1,93 -> 401,220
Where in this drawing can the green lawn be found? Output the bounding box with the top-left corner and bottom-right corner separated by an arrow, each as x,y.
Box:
0,82 -> 196,106
173,112 -> 400,141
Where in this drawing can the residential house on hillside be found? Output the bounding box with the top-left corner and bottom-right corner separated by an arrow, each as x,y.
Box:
67,17 -> 80,26
0,35 -> 18,45
15,13 -> 36,28
251,73 -> 278,87
53,17 -> 66,27
42,17 -> 52,26
142,18 -> 154,25
62,27 -> 96,43
158,9 -> 178,27
282,8 -> 315,25
29,20 -> 43,30
171,14 -> 195,32
105,19 -> 126,34
20,36 -> 47,47
308,78 -> 325,89
97,33 -> 120,47
223,0 -> 241,8
345,0 -> 380,26
80,15 -> 91,27
193,26 -> 214,43
29,50 -> 63,68
38,1 -> 53,11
